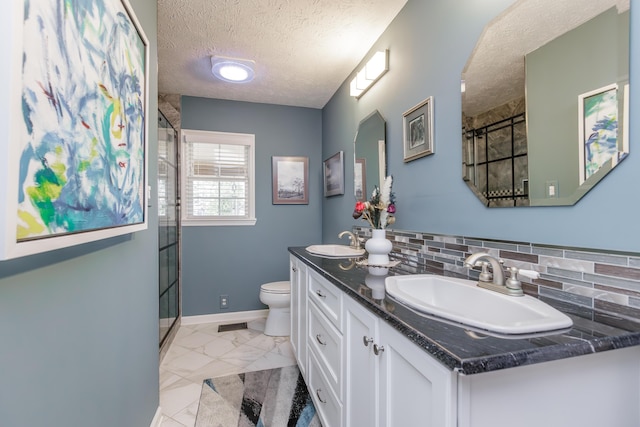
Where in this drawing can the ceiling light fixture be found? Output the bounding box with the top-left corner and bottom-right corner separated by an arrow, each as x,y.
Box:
211,56 -> 255,83
350,50 -> 389,99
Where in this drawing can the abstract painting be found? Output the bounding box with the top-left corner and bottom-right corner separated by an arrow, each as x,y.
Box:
1,0 -> 148,259
578,84 -> 618,184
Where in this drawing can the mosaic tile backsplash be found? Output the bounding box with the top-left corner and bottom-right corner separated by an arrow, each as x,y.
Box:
354,227 -> 640,323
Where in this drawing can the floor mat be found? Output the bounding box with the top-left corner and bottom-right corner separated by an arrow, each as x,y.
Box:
195,364 -> 321,427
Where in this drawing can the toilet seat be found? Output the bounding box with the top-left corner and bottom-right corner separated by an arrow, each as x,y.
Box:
260,281 -> 290,294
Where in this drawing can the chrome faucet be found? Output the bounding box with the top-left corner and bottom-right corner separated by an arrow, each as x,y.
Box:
338,230 -> 361,249
464,252 -> 505,286
464,252 -> 540,297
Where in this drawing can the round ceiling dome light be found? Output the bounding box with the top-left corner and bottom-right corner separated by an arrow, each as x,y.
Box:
211,56 -> 255,83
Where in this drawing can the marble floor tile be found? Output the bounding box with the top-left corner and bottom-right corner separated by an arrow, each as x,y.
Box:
182,359 -> 244,383
172,400 -> 200,427
172,331 -> 221,349
192,322 -> 226,335
160,417 -> 189,427
218,343 -> 269,369
216,328 -> 264,346
163,350 -> 216,377
244,350 -> 296,372
159,317 -> 294,426
159,377 -> 203,417
245,333 -> 289,352
201,337 -> 237,358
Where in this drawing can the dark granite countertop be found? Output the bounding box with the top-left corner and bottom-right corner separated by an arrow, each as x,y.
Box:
289,247 -> 640,375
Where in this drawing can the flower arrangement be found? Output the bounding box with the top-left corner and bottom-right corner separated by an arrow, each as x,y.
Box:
353,175 -> 396,229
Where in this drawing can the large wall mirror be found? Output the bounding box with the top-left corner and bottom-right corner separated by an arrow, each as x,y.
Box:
461,0 -> 630,207
354,111 -> 386,200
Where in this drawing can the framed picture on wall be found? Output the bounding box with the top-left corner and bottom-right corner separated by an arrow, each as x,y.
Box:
272,156 -> 309,204
403,96 -> 434,162
323,151 -> 345,197
578,83 -> 619,184
355,158 -> 367,201
0,0 -> 149,260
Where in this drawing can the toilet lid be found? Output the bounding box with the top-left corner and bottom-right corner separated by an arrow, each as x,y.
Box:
261,281 -> 290,294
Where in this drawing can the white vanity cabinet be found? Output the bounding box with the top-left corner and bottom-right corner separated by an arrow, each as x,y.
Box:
307,267 -> 345,426
290,253 -> 640,427
344,296 -> 457,427
292,261 -> 456,427
289,256 -> 308,376
343,296 -> 378,427
456,345 -> 640,427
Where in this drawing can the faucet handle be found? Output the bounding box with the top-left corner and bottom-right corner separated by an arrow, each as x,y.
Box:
505,267 -> 522,291
478,262 -> 493,282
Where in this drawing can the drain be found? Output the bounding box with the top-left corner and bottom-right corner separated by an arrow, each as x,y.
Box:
218,322 -> 248,333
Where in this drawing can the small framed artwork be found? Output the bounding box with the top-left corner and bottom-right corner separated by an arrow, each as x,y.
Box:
578,84 -> 618,184
272,156 -> 309,205
354,158 -> 367,201
323,151 -> 345,197
403,96 -> 434,162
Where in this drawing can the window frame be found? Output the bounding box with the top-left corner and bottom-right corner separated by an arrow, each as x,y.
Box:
181,129 -> 256,226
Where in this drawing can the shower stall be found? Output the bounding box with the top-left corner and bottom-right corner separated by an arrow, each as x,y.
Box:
158,110 -> 181,358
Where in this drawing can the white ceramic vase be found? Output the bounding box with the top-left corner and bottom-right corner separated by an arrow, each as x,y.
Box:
365,229 -> 392,266
365,271 -> 387,299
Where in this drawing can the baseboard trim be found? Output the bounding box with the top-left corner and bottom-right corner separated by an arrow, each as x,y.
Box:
149,406 -> 163,427
181,309 -> 269,326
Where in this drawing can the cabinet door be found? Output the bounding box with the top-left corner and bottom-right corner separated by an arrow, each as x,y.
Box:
289,257 -> 299,356
289,257 -> 308,377
378,320 -> 456,427
344,297 -> 379,427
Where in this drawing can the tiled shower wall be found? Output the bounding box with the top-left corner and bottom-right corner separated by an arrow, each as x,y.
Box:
354,227 -> 640,323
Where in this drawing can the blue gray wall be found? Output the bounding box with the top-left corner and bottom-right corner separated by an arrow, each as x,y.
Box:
323,0 -> 640,253
527,9 -> 629,202
181,97 -> 322,316
0,0 -> 159,426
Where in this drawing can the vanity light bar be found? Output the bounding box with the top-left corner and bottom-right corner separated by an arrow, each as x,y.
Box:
350,50 -> 389,99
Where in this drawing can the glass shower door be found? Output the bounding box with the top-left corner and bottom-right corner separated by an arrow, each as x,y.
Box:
158,111 -> 180,353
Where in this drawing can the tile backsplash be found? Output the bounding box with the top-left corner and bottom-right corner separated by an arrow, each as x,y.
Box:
354,227 -> 640,323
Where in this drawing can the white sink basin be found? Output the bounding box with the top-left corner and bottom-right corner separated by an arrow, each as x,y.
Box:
385,275 -> 573,335
306,244 -> 365,258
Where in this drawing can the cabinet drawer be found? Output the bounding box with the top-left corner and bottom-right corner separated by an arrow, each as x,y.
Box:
308,301 -> 342,398
308,271 -> 342,329
309,350 -> 343,427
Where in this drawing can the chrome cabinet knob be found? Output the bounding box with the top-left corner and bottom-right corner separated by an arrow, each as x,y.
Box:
315,388 -> 327,404
316,334 -> 327,346
373,343 -> 385,355
362,336 -> 374,347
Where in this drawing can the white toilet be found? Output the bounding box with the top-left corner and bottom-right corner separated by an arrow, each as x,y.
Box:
259,281 -> 291,336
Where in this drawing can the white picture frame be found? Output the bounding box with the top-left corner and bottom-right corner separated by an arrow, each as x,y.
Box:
0,0 -> 149,260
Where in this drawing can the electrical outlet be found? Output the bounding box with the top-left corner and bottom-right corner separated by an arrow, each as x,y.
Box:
220,295 -> 229,309
546,180 -> 559,198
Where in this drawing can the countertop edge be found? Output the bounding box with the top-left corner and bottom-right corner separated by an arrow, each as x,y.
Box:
289,247 -> 640,375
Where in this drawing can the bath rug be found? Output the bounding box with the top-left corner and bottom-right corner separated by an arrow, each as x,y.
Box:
195,365 -> 321,427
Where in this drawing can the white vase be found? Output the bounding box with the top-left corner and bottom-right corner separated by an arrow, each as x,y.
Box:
365,271 -> 387,299
365,229 -> 392,266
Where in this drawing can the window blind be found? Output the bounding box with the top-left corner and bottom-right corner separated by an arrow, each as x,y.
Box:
182,130 -> 254,224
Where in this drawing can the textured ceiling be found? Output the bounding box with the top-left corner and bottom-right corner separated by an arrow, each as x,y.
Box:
157,0 -> 408,109
463,0 -> 629,117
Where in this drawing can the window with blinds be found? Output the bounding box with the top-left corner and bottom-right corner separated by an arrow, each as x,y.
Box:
181,130 -> 256,226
